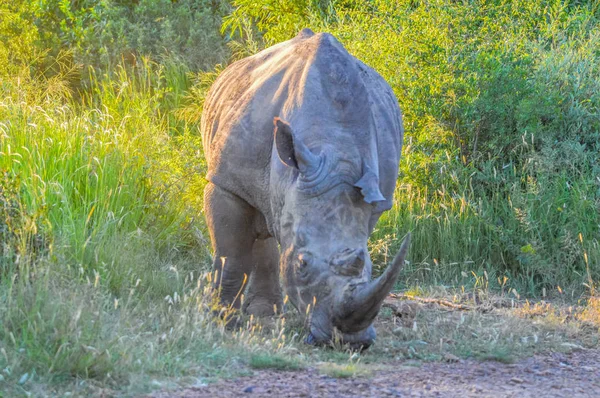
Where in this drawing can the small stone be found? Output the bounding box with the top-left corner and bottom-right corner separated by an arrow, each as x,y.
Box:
243,386 -> 255,393
18,373 -> 29,385
510,377 -> 524,384
560,343 -> 585,351
443,353 -> 460,363
581,366 -> 594,372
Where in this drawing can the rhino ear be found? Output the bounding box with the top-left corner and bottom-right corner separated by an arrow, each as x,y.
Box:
274,117 -> 321,174
354,164 -> 386,204
274,117 -> 298,169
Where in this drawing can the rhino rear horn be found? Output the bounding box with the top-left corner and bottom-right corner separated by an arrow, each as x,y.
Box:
354,164 -> 385,204
274,117 -> 320,174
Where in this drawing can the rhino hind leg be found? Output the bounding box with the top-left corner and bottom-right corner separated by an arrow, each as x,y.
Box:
204,183 -> 256,310
243,238 -> 283,317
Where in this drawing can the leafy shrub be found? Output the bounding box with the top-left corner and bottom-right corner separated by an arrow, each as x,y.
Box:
94,0 -> 230,71
0,2 -> 41,75
1,0 -> 230,86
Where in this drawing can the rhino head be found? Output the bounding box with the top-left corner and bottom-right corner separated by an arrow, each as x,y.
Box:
270,118 -> 410,350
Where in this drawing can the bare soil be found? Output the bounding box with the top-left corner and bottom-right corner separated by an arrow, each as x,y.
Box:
152,349 -> 600,397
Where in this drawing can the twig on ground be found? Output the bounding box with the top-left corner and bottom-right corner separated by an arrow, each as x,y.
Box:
389,293 -> 474,311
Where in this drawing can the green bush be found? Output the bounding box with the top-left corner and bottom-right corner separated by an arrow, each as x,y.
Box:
94,0 -> 230,71
1,0 -> 230,86
0,2 -> 41,75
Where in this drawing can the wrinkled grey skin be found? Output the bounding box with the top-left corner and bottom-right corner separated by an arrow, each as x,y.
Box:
201,29 -> 409,349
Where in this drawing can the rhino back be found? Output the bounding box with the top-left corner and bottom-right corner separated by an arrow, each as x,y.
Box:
201,30 -> 403,219
201,36 -> 308,211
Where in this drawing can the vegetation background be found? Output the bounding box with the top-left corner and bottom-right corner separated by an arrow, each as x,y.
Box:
1,0 -> 599,395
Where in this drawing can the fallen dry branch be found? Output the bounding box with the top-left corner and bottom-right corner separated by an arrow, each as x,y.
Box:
388,293 -> 475,311
386,293 -> 527,316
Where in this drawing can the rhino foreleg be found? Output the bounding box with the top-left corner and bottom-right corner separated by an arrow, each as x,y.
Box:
204,183 -> 256,310
243,238 -> 283,316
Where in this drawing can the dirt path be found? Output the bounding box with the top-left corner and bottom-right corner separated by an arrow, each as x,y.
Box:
152,349 -> 600,397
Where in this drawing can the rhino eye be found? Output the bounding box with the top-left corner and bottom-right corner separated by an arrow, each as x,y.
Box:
298,254 -> 309,268
297,253 -> 313,279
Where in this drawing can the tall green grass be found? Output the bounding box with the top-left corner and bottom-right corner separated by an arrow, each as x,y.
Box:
1,60 -> 200,292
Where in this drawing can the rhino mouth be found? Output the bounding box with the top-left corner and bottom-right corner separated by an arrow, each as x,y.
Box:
302,234 -> 411,350
304,326 -> 376,351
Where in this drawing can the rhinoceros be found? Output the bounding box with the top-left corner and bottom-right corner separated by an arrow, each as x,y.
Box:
201,28 -> 409,349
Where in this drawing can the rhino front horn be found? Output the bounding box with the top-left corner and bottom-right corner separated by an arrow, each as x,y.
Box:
335,233 -> 411,333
